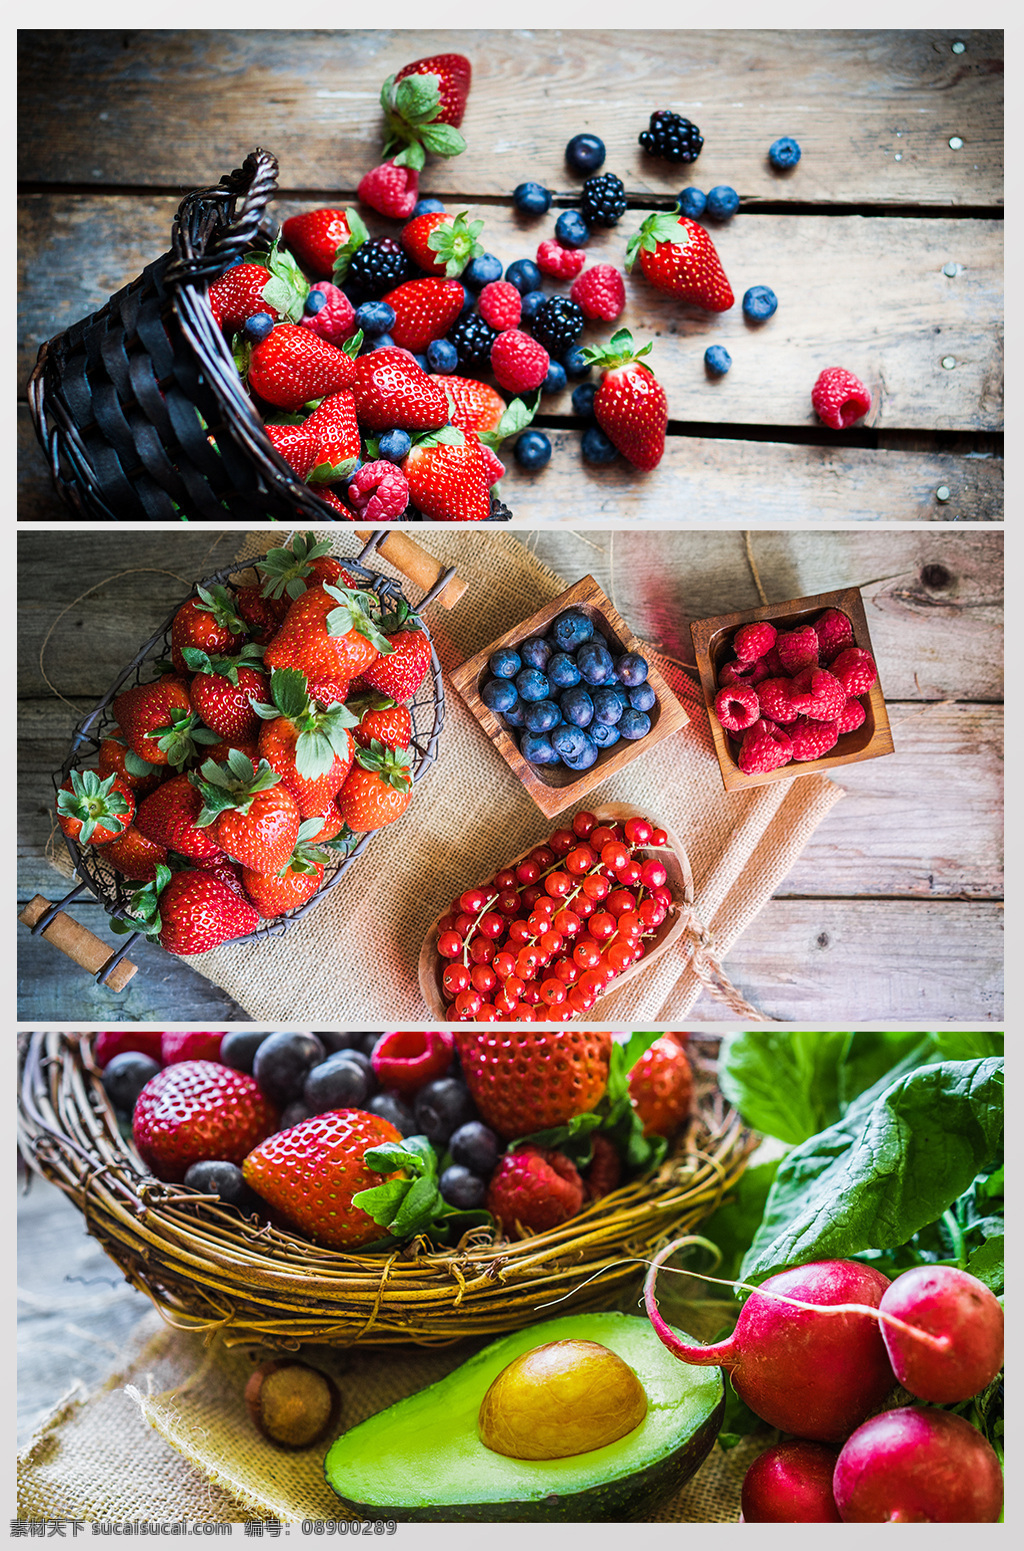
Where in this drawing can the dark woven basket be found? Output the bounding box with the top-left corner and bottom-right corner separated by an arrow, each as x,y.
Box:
27,148 -> 513,525
44,531 -> 449,979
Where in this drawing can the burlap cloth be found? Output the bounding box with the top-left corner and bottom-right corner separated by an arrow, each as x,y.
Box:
67,525 -> 837,1023
18,1306 -> 762,1523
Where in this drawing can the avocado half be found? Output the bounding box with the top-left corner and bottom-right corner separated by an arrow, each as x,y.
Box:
324,1312 -> 724,1522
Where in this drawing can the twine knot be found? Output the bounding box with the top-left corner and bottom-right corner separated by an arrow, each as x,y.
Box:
679,904 -> 771,1021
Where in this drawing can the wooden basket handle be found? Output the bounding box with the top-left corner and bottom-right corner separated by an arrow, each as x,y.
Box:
354,529 -> 466,610
19,896 -> 138,992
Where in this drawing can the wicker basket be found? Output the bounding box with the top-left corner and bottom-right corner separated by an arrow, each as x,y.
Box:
27,148 -> 511,525
40,531 -> 449,983
18,1031 -> 757,1350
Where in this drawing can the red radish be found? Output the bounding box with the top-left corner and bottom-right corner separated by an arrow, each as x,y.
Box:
741,1441 -> 841,1523
833,1407 -> 1003,1522
644,1247 -> 895,1441
877,1265 -> 1004,1403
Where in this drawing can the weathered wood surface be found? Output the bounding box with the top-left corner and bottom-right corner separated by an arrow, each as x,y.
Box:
18,30 -> 1003,207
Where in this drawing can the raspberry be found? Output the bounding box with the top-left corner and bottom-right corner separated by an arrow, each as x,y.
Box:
536,239 -> 586,280
357,160 -> 419,219
583,1134 -> 622,1201
471,435 -> 506,484
298,282 -> 357,348
738,718 -> 793,775
831,647 -> 878,696
719,658 -> 770,689
812,607 -> 855,662
345,460 -> 410,521
570,264 -> 627,322
160,1031 -> 223,1065
776,625 -> 820,675
756,677 -> 801,725
486,1146 -> 585,1236
788,667 -> 847,722
371,1030 -> 454,1095
477,280 -> 522,331
811,366 -> 872,430
837,698 -> 867,734
789,715 -> 841,762
762,644 -> 784,677
490,328 -> 550,393
714,682 -> 760,733
733,621 -> 778,663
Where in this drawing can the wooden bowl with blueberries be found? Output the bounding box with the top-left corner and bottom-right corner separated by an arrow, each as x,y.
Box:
451,576 -> 689,818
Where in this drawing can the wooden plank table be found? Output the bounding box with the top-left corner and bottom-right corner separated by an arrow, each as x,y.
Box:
18,29 -> 1003,522
17,526 -> 1003,1024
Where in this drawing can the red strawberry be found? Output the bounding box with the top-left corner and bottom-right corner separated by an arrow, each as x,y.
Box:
477,280 -> 522,331
402,210 -> 484,278
97,731 -> 160,794
254,667 -> 357,818
102,823 -> 169,883
536,240 -> 586,280
242,1109 -> 403,1249
490,329 -> 550,394
93,1029 -> 165,1069
304,806 -> 349,844
361,623 -> 431,703
625,212 -> 734,312
335,742 -> 414,830
192,755 -> 302,874
265,421 -> 320,481
812,367 -> 872,430
207,263 -> 280,332
128,865 -> 261,956
263,583 -> 390,685
628,1036 -> 694,1138
242,850 -> 325,918
352,348 -> 450,432
570,264 -> 627,322
486,1147 -> 585,1236
247,324 -> 357,413
202,739 -> 259,769
256,533 -> 361,614
133,1059 -> 277,1182
235,583 -> 282,645
346,460 -> 411,521
350,695 -> 413,751
170,586 -> 246,673
56,769 -> 135,847
298,281 -> 357,347
358,160 -> 419,219
114,675 -> 216,768
403,432 -> 493,521
453,1029 -> 613,1140
393,53 -> 471,128
135,776 -> 227,864
281,208 -> 359,279
382,278 -> 464,353
583,329 -> 668,471
160,1031 -> 224,1065
193,855 -> 248,896
188,656 -> 268,743
440,376 -> 506,436
303,391 -> 361,483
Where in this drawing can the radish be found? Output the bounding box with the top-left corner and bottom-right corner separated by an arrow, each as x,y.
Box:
877,1265 -> 1004,1403
834,1406 -> 1003,1522
741,1441 -> 841,1522
644,1250 -> 895,1441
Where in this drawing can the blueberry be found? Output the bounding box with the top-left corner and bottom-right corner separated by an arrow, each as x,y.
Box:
592,685 -> 626,725
519,636 -> 553,670
439,1165 -> 488,1209
590,721 -> 621,749
768,137 -> 801,171
514,430 -> 552,470
520,289 -> 547,323
243,312 -> 275,343
101,1052 -> 161,1114
220,1030 -> 271,1074
314,1031 -> 369,1054
563,346 -> 592,380
542,360 -> 567,395
615,651 -> 649,687
504,258 -> 543,295
523,698 -> 562,733
355,300 -> 396,337
489,646 -> 522,679
463,253 -> 503,291
555,210 -> 590,247
411,197 -> 446,217
619,707 -> 652,740
367,1090 -> 417,1136
354,1033 -> 382,1056
571,383 -> 597,418
513,181 -> 552,215
252,1031 -> 326,1105
520,730 -> 560,765
560,684 -> 595,728
582,425 -> 618,463
742,285 -> 778,322
414,1077 -> 476,1145
550,723 -> 589,761
303,1054 -> 371,1112
678,188 -> 707,219
364,333 -> 395,352
183,1160 -> 252,1207
515,666 -> 551,702
449,1120 -> 500,1176
412,354 -> 430,372
503,698 -> 527,728
706,185 -> 740,221
378,428 -> 412,463
704,345 -> 732,376
565,134 -> 606,174
278,1099 -> 313,1130
561,735 -> 599,771
576,640 -> 615,685
629,682 -> 657,712
551,608 -> 594,652
303,290 -> 327,315
336,1048 -> 374,1076
547,651 -> 582,689
481,676 -> 519,713
426,338 -> 458,374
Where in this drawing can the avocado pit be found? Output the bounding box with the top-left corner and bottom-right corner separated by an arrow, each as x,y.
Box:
478,1339 -> 648,1460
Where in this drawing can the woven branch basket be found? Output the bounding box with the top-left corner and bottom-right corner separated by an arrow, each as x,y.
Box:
18,1031 -> 757,1350
27,147 -> 511,524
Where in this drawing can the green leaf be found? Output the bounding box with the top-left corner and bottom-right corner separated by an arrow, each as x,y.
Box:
393,74 -> 441,123
389,1173 -> 443,1237
720,1032 -> 855,1144
363,1135 -> 436,1177
393,141 -> 426,173
965,1234 -> 1004,1293
352,1179 -> 412,1226
418,122 -> 467,158
929,1032 -> 1004,1062
836,1032 -> 937,1113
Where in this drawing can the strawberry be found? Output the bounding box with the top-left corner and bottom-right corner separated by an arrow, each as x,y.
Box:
358,160 -> 419,219
350,695 -> 413,752
380,55 -> 471,173
361,613 -> 431,703
241,842 -> 326,917
315,487 -> 357,520
102,823 -> 169,882
263,583 -> 391,686
281,208 -> 363,280
345,459 -> 411,521
246,324 -> 357,412
402,210 -> 484,278
298,282 -> 357,347
160,1031 -> 224,1065
93,1029 -> 165,1069
582,329 -> 668,471
352,348 -> 450,432
403,430 -> 493,522
207,262 -> 280,333
453,1029 -> 613,1140
393,53 -> 471,128
442,376 -> 506,436
114,675 -> 220,767
97,730 -> 160,794
127,864 -> 261,956
235,583 -> 282,645
536,240 -> 586,280
570,264 -> 627,322
192,753 -> 302,874
625,211 -> 734,312
628,1036 -> 694,1138
193,855 -> 248,896
185,651 -> 268,743
490,329 -> 549,394
202,738 -> 259,768
243,1109 -> 403,1249
335,741 -> 414,830
253,668 -> 357,817
56,769 -> 135,847
476,280 -> 522,331
257,533 -> 361,614
381,278 -> 465,353
486,1147 -> 585,1236
265,421 -> 320,481
170,586 -> 247,673
811,367 -> 872,429
132,1059 -> 277,1182
134,775 -> 227,864
303,391 -> 361,483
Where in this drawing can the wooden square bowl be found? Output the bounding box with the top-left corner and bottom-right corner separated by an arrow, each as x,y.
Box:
690,585 -> 894,793
451,576 -> 690,818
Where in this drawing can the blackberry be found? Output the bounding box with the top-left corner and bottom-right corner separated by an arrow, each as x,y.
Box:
347,237 -> 411,297
531,295 -> 584,357
446,311 -> 498,368
580,172 -> 627,228
639,110 -> 704,164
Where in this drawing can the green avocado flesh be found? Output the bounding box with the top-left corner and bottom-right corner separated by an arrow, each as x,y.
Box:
324,1312 -> 724,1522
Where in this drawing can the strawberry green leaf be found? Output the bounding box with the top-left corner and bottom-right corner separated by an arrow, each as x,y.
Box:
307,455 -> 359,485
352,1179 -> 413,1225
294,728 -> 339,780
393,74 -> 441,124
481,391 -> 541,448
331,209 -> 370,284
393,141 -> 426,173
418,122 -> 466,159
231,334 -> 251,377
364,1136 -> 437,1176
122,749 -> 157,779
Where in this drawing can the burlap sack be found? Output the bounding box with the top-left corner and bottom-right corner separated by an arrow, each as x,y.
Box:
163,526 -> 844,1022
18,1309 -> 760,1523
